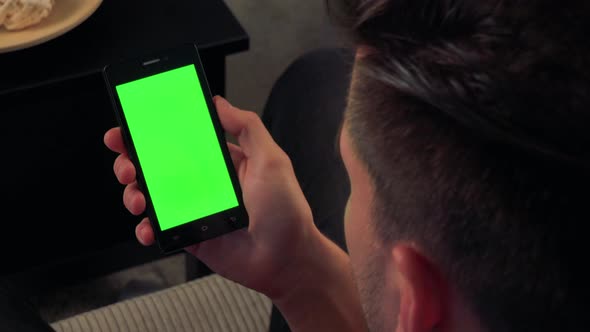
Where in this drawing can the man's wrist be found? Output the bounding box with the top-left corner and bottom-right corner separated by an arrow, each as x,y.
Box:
268,228 -> 368,332
251,221 -> 326,303
268,225 -> 328,305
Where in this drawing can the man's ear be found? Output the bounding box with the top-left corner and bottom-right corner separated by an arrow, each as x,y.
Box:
391,244 -> 446,332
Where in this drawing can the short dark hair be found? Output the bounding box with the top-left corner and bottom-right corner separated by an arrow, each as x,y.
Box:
329,0 -> 590,331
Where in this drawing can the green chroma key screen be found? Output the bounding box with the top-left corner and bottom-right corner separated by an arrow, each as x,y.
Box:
115,64 -> 238,231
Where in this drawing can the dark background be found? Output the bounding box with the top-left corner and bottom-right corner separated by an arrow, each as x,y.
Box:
0,0 -> 248,291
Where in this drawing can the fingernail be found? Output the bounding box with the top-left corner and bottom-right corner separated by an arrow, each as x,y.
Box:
140,226 -> 149,240
216,96 -> 231,108
136,226 -> 147,245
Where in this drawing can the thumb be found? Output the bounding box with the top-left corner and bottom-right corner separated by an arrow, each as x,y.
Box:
214,96 -> 279,159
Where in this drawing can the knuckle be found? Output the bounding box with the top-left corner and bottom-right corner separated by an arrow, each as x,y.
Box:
262,149 -> 292,170
243,111 -> 262,128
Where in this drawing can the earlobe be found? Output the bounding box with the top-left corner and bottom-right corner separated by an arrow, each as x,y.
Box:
392,245 -> 446,332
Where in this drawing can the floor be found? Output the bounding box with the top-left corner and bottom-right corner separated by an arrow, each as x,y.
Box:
37,0 -> 348,324
38,253 -> 187,322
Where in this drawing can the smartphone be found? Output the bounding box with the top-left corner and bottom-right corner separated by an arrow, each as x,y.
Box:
103,43 -> 248,253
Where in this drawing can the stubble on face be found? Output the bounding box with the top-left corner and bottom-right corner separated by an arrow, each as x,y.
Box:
341,122 -> 399,332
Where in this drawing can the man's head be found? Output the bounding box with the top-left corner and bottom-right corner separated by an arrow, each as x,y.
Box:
333,1 -> 590,331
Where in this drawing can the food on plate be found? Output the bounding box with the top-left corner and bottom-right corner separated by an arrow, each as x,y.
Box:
0,0 -> 55,31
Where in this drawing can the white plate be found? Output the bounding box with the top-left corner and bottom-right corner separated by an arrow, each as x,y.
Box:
0,0 -> 103,54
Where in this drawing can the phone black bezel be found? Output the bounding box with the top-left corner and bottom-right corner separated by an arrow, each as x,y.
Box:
103,43 -> 248,254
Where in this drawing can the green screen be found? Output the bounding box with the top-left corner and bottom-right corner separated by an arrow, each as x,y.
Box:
116,64 -> 238,231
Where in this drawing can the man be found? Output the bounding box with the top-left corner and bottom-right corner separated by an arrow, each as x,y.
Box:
106,0 -> 588,331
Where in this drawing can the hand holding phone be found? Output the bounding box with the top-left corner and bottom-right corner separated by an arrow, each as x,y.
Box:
103,44 -> 248,253
105,95 -> 320,297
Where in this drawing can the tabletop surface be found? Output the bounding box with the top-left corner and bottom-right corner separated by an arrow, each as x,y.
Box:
0,0 -> 249,93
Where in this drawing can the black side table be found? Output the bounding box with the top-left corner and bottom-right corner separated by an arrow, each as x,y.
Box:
0,0 -> 248,293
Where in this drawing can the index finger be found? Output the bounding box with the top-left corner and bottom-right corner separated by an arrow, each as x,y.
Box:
104,127 -> 127,154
